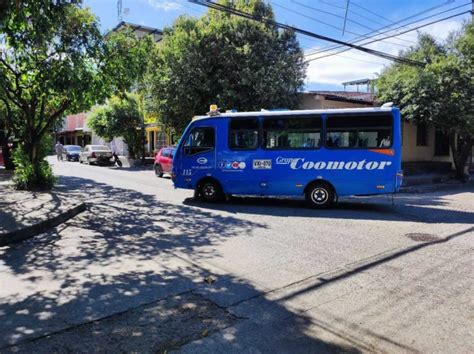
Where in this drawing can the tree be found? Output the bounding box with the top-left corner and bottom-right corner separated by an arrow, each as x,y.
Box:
377,22 -> 474,180
103,28 -> 156,160
88,93 -> 144,159
0,1 -> 107,188
148,0 -> 307,134
0,101 -> 16,169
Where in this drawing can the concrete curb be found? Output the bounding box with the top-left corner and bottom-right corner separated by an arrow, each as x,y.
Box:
0,202 -> 87,247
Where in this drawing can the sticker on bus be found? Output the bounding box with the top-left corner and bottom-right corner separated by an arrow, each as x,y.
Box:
253,159 -> 272,169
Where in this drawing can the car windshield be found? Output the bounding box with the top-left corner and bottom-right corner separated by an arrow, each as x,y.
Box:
91,145 -> 111,151
66,146 -> 81,152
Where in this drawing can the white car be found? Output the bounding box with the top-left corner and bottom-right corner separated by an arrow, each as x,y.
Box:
79,145 -> 113,165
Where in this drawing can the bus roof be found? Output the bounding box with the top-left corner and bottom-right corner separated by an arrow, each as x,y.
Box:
193,107 -> 395,121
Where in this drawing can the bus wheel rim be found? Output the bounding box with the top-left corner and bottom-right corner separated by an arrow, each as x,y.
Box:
311,187 -> 328,204
203,184 -> 216,198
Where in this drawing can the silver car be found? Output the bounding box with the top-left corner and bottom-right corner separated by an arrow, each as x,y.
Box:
79,145 -> 113,165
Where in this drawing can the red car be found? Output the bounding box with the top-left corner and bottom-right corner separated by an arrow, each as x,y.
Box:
154,146 -> 175,177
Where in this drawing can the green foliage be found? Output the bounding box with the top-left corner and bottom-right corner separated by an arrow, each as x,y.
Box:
88,93 -> 144,159
104,28 -> 156,93
12,138 -> 57,191
0,1 -> 105,188
377,22 -> 474,179
148,0 -> 307,134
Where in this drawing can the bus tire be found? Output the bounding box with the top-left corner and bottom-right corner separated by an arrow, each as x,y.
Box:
305,182 -> 335,209
197,179 -> 224,203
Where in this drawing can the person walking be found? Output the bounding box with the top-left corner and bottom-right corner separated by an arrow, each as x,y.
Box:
55,141 -> 64,161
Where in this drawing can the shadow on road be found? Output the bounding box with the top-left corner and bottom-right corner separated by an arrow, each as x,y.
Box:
183,188 -> 474,224
0,175 -> 367,352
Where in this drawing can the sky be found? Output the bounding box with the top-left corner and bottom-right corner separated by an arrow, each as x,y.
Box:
83,0 -> 472,91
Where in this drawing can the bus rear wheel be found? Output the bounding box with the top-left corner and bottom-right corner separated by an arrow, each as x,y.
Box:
198,180 -> 223,203
305,182 -> 335,209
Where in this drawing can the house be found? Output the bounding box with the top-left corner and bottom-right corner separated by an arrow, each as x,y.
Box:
57,112 -> 172,157
56,113 -> 92,147
145,122 -> 172,156
300,90 -> 375,110
110,21 -> 163,42
299,91 -> 473,172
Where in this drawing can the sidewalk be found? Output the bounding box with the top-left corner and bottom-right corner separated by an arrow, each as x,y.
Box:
400,174 -> 474,194
0,173 -> 85,246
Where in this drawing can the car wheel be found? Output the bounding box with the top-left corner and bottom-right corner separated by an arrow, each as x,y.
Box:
154,164 -> 164,177
198,180 -> 224,203
305,182 -> 335,209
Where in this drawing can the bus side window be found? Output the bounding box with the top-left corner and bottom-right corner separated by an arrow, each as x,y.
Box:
326,114 -> 393,149
184,127 -> 215,156
229,118 -> 259,150
263,115 -> 322,150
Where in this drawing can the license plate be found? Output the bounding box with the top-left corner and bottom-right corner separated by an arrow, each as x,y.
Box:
252,159 -> 272,169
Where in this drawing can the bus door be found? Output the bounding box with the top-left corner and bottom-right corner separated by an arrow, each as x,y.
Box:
180,125 -> 216,185
219,117 -> 262,194
260,115 -> 323,196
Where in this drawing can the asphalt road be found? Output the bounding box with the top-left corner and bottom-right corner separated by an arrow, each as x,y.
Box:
0,158 -> 473,353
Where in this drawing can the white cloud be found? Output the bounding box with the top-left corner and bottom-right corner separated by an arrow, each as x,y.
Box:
305,19 -> 466,88
148,0 -> 182,11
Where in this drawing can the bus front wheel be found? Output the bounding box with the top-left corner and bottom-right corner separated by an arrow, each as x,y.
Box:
305,182 -> 335,209
197,180 -> 224,203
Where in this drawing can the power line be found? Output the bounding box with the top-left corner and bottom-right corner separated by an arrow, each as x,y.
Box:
272,1 -> 412,48
351,0 -> 454,25
188,0 -> 425,67
291,0 -> 418,45
306,2 -> 472,58
308,0 -> 463,55
317,0 -> 391,27
306,9 -> 472,62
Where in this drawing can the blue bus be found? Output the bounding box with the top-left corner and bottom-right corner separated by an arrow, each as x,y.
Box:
172,106 -> 403,208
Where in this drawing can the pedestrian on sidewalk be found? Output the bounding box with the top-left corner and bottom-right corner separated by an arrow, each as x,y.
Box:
55,141 -> 64,161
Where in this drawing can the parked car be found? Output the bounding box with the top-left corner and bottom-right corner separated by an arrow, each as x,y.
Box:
79,145 -> 113,165
62,145 -> 82,162
154,146 -> 175,177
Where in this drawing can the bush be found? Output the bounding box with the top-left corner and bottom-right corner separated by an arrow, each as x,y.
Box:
12,144 -> 56,191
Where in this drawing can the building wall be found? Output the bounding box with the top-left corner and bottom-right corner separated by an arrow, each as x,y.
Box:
402,121 -> 473,169
402,121 -> 434,162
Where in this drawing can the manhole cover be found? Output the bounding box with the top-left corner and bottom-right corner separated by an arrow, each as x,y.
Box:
405,233 -> 440,242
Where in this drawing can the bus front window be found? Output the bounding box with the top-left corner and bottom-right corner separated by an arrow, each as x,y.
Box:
184,127 -> 215,156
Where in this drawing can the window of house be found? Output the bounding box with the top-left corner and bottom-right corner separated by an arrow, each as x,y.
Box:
326,114 -> 392,149
434,130 -> 450,156
184,127 -> 215,155
229,118 -> 259,150
416,122 -> 428,146
263,115 -> 322,149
